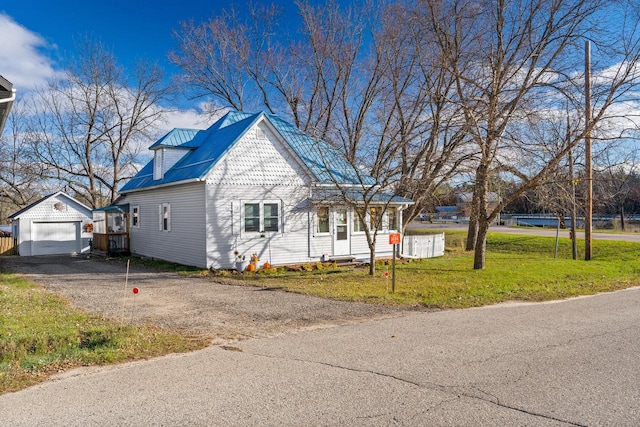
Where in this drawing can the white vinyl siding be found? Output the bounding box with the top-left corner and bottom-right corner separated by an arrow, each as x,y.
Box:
203,121 -> 312,268
206,122 -> 310,187
126,182 -> 207,268
205,185 -> 308,269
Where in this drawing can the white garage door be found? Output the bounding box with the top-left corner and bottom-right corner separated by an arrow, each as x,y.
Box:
31,222 -> 80,255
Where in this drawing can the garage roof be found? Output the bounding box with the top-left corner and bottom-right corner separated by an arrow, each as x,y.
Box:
9,192 -> 92,220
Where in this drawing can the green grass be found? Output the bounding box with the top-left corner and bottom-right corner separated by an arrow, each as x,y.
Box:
0,272 -> 209,395
226,231 -> 640,309
121,256 -> 207,275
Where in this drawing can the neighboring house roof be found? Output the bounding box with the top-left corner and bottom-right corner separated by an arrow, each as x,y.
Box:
120,111 -> 377,193
0,75 -> 16,136
93,203 -> 130,213
8,191 -> 92,220
457,191 -> 500,204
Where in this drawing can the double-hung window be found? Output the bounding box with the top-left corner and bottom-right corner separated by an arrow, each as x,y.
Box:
131,206 -> 140,228
159,203 -> 171,232
243,201 -> 280,233
353,207 -> 366,232
387,208 -> 398,231
316,206 -> 330,234
369,207 -> 382,231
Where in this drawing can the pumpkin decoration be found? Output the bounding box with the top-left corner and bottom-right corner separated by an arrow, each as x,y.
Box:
83,223 -> 94,233
263,262 -> 271,269
246,263 -> 256,272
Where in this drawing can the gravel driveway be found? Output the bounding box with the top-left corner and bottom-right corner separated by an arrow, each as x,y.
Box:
1,255 -> 411,345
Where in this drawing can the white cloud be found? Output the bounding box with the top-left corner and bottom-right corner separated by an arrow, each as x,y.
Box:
0,13 -> 58,91
161,108 -> 210,131
160,102 -> 228,131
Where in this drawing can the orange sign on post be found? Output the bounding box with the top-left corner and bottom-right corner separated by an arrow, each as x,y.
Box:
388,233 -> 401,294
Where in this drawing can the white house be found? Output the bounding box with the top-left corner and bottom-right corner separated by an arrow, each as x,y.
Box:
9,192 -> 93,256
117,111 -> 412,269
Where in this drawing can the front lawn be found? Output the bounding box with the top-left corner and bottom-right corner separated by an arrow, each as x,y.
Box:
226,231 -> 640,309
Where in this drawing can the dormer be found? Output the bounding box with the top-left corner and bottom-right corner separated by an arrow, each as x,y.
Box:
149,128 -> 203,181
153,146 -> 192,180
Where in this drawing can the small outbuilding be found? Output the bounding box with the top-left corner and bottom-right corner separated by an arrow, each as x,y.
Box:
9,192 -> 93,256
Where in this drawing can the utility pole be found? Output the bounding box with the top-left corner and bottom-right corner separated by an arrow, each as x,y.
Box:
585,40 -> 593,261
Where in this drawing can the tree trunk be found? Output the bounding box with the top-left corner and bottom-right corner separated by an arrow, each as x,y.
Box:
465,182 -> 481,251
473,215 -> 489,270
472,163 -> 489,269
620,205 -> 625,231
369,245 -> 376,276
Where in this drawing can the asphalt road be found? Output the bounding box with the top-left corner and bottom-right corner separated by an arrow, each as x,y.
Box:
2,284 -> 640,425
411,221 -> 640,242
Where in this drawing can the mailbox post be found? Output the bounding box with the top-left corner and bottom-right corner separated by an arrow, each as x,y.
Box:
389,233 -> 401,293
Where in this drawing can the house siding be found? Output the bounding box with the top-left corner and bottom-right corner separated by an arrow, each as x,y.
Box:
126,182 -> 207,268
205,122 -> 313,269
205,185 -> 311,269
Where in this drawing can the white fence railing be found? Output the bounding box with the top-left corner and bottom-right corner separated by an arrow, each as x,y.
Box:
402,233 -> 445,259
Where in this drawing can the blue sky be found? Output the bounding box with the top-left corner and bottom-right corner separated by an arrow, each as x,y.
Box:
0,0 -> 305,127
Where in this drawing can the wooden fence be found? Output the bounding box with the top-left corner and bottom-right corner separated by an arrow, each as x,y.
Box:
0,236 -> 16,255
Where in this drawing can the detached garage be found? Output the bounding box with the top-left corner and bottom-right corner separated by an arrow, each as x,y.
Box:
9,192 -> 93,256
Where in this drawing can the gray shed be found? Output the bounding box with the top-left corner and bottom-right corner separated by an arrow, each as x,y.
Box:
9,192 -> 93,256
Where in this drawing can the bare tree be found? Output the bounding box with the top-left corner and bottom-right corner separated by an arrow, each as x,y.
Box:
426,0 -> 640,268
27,39 -> 172,208
0,102 -> 46,220
171,1 -> 473,274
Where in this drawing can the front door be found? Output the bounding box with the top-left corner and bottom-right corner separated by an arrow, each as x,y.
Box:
333,208 -> 350,256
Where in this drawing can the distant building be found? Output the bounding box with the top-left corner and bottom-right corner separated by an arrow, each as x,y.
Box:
456,191 -> 500,219
434,192 -> 501,222
0,75 -> 16,136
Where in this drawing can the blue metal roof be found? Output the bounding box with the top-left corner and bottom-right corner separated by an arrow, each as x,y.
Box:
149,128 -> 203,149
311,188 -> 413,205
267,115 -> 377,186
121,111 -> 378,193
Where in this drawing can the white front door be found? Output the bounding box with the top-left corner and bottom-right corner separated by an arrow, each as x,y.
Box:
333,208 -> 350,256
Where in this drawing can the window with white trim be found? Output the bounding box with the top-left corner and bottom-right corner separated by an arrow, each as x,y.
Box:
243,201 -> 280,233
387,208 -> 398,231
159,203 -> 171,232
131,206 -> 140,228
316,206 -> 330,234
353,207 -> 366,232
369,207 -> 382,231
